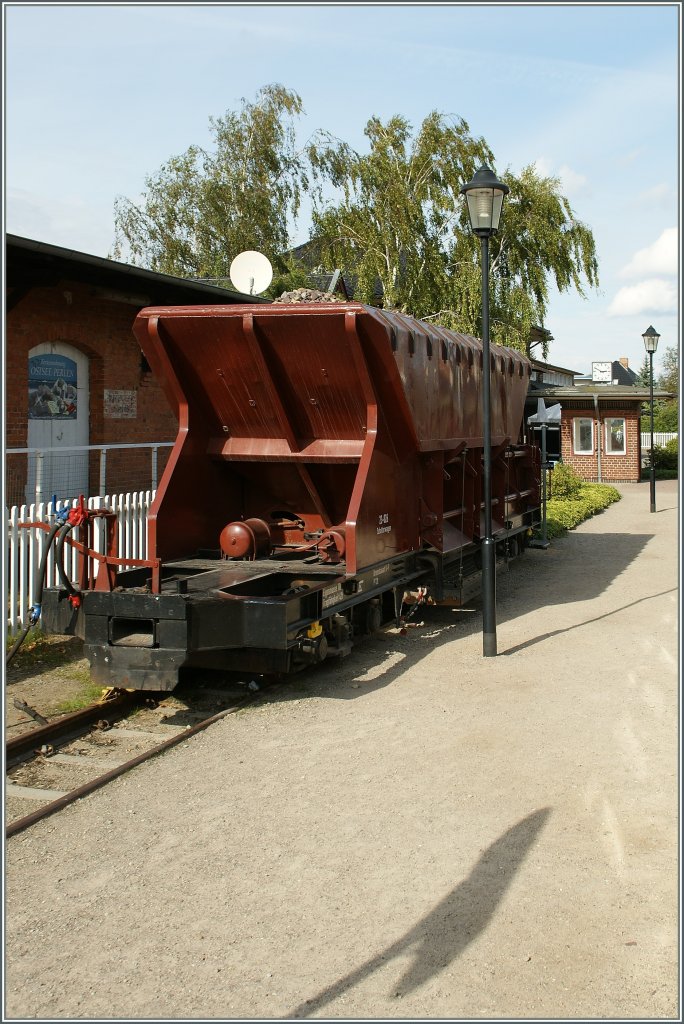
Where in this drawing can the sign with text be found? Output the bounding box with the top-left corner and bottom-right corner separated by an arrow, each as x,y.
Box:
28,354 -> 78,419
104,389 -> 137,419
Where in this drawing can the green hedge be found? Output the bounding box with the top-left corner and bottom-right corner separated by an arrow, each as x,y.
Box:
641,467 -> 678,481
538,466 -> 621,539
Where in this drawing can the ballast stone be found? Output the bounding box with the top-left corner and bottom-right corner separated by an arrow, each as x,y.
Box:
273,287 -> 345,303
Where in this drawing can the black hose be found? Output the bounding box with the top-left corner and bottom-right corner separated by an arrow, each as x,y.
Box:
6,520 -> 62,667
55,521 -> 79,597
6,623 -> 33,666
33,521 -> 63,611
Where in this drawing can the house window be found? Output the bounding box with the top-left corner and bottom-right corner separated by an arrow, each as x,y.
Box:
605,417 -> 626,455
573,417 -> 594,454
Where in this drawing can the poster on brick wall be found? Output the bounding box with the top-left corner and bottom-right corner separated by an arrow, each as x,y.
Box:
28,354 -> 78,419
104,389 -> 137,419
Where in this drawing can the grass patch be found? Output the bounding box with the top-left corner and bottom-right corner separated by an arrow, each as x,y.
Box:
52,668 -> 106,714
5,629 -> 83,670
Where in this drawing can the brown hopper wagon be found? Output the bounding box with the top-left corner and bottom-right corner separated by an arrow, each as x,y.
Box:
40,302 -> 541,690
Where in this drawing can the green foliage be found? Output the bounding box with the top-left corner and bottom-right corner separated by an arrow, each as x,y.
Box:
265,256 -> 312,299
540,481 -> 621,539
651,438 -> 678,472
308,114 -> 599,356
112,84 -> 307,278
549,462 -> 583,500
634,354 -> 653,388
578,482 -> 622,508
657,345 -> 679,396
54,677 -> 104,715
111,87 -> 600,360
308,113 -> 491,321
639,345 -> 677,426
485,165 -> 599,356
651,400 -> 679,433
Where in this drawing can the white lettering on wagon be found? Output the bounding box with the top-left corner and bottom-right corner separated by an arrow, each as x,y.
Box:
372,563 -> 391,587
377,512 -> 392,535
322,583 -> 344,611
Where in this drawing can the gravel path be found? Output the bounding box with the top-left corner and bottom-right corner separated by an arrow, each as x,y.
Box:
5,481 -> 679,1021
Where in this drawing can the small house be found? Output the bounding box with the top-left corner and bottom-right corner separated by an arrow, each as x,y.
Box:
525,357 -> 671,483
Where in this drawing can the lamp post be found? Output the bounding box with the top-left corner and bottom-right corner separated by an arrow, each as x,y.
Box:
461,166 -> 509,657
642,325 -> 660,513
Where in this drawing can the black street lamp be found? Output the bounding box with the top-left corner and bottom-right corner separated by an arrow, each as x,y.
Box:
461,166 -> 509,657
642,325 -> 660,513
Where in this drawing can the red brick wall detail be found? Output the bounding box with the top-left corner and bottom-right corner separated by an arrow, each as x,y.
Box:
7,281 -> 178,500
560,408 -> 642,483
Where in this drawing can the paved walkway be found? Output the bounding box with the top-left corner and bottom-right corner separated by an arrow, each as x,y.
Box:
5,480 -> 680,1020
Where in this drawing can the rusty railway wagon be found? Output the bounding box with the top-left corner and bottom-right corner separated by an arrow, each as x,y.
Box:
40,303 -> 541,691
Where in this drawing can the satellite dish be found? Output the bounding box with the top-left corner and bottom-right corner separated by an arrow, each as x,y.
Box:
229,250 -> 273,296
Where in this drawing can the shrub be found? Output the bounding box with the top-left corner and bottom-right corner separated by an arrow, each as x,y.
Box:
642,467 -> 678,481
539,481 -> 621,539
651,441 -> 678,472
581,483 -> 622,507
549,462 -> 582,500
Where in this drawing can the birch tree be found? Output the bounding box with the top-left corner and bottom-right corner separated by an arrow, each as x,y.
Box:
308,113 -> 599,356
112,84 -> 308,280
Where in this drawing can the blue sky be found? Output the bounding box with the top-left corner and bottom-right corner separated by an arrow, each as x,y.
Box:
3,2 -> 680,377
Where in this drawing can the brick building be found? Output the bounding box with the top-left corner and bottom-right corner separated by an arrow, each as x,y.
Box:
525,358 -> 671,483
6,234 -> 668,506
5,235 -> 260,506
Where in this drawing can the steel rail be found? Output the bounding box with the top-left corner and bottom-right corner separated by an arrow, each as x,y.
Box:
6,689 -> 261,839
6,691 -> 143,764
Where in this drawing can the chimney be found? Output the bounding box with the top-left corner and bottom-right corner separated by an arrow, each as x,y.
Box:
619,357 -> 629,369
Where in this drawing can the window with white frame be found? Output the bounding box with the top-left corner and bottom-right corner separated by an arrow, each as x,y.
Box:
573,417 -> 594,454
605,417 -> 626,455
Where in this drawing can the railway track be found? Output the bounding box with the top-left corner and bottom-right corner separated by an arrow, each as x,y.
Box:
6,681 -> 265,838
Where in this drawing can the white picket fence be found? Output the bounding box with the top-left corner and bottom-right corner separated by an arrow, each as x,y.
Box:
5,491 -> 154,635
640,432 -> 677,449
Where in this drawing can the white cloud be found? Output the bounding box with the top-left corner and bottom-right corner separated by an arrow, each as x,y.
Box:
619,147 -> 645,166
533,157 -> 553,177
619,227 -> 678,278
557,164 -> 589,197
607,278 -> 678,316
531,158 -> 588,197
636,182 -> 672,207
6,188 -> 115,257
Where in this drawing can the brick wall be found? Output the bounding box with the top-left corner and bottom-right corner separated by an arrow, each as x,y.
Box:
560,407 -> 642,483
6,280 -> 178,502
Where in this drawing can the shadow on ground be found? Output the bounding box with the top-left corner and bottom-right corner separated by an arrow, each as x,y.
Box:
7,520 -> 660,723
159,525 -> 662,717
287,807 -> 551,1017
5,634 -> 87,684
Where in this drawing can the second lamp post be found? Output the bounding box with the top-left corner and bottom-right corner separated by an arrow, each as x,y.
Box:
642,325 -> 660,513
462,159 -> 509,655
460,166 -> 510,658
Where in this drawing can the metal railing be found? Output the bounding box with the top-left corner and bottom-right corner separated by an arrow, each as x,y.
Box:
6,491 -> 154,635
5,442 -> 173,509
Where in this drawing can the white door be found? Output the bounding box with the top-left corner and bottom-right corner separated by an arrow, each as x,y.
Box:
27,342 -> 90,504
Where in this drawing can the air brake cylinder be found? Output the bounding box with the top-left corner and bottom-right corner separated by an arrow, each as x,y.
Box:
220,518 -> 272,560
